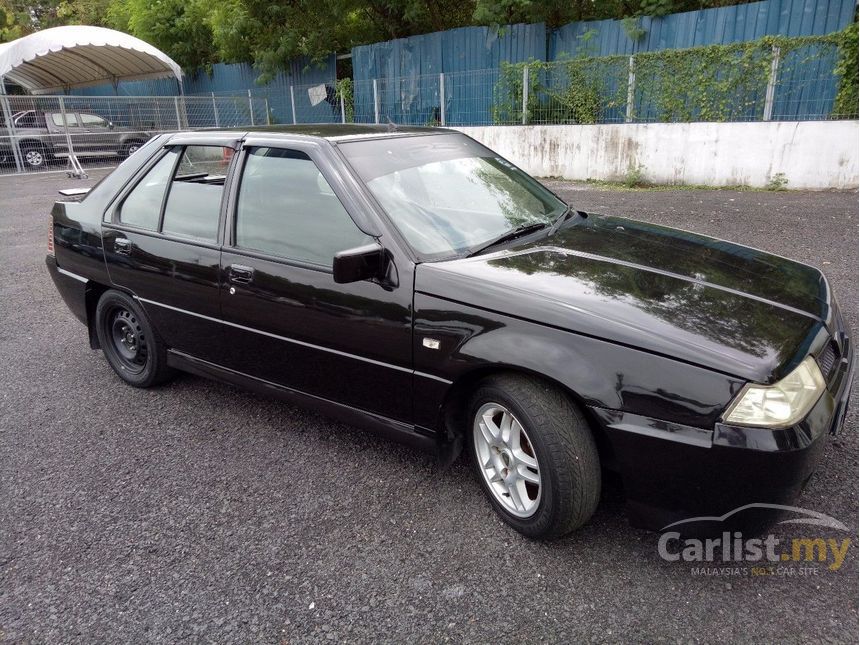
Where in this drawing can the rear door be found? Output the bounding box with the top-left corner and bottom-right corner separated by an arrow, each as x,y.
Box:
102,139 -> 238,363
76,112 -> 117,154
217,141 -> 415,423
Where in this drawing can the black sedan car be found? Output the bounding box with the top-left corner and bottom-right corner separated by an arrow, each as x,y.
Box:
46,125 -> 855,539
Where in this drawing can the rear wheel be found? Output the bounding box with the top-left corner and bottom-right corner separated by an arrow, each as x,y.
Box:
122,140 -> 145,157
468,374 -> 601,539
21,143 -> 47,169
95,290 -> 174,387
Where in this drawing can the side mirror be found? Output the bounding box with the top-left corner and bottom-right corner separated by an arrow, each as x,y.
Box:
108,121 -> 115,129
332,243 -> 386,284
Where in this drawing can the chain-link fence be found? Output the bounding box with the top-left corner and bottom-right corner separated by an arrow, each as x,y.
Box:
344,43 -> 856,127
0,94 -> 268,176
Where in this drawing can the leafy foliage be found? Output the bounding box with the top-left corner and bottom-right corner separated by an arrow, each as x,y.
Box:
833,22 -> 858,117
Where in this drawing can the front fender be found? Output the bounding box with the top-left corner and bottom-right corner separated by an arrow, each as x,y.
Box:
413,292 -> 743,432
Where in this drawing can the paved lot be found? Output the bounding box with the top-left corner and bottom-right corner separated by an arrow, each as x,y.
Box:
1,168 -> 857,643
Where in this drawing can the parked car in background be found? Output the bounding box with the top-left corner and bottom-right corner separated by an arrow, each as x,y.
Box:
0,110 -> 152,169
46,126 -> 855,539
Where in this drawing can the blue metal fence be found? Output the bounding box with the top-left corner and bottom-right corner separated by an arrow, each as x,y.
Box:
549,0 -> 856,57
349,0 -> 856,124
70,56 -> 338,125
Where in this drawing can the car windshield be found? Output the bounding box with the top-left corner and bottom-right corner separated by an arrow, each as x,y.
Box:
339,133 -> 566,259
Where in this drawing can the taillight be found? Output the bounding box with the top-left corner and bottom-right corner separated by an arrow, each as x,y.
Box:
48,220 -> 54,255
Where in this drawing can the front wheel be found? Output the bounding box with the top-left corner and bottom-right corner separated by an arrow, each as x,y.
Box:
468,374 -> 601,539
95,290 -> 175,387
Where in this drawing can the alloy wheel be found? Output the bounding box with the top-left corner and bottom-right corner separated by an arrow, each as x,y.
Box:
473,402 -> 541,517
25,149 -> 44,167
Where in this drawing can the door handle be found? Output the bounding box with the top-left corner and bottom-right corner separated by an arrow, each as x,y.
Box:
114,238 -> 132,255
228,264 -> 254,285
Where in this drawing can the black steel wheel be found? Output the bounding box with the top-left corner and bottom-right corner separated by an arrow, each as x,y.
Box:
107,306 -> 148,374
95,290 -> 175,387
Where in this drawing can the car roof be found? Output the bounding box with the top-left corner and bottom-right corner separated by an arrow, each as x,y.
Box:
194,123 -> 455,143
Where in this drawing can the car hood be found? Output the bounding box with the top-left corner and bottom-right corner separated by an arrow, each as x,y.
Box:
415,214 -> 832,383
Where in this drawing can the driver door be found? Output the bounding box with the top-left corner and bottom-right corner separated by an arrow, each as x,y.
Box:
218,143 -> 414,423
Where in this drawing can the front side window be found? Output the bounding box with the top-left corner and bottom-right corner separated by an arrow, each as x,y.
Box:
234,147 -> 372,267
161,146 -> 230,242
118,149 -> 179,230
339,133 -> 565,259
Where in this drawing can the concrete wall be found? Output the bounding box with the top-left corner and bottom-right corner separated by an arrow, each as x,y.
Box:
456,121 -> 859,189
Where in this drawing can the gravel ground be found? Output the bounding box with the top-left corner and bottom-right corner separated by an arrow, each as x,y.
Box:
1,168 -> 857,644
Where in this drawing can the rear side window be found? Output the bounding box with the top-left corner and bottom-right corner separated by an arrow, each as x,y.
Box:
161,146 -> 230,242
79,113 -> 109,128
50,113 -> 79,128
118,149 -> 179,230
234,147 -> 371,266
118,145 -> 230,241
14,112 -> 39,128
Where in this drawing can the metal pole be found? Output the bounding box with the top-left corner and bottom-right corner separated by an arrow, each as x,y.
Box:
340,94 -> 346,124
248,89 -> 255,126
626,56 -> 636,123
439,72 -> 446,126
290,85 -> 297,124
58,96 -> 84,178
212,92 -> 220,127
521,64 -> 529,125
265,97 -> 271,125
373,79 -> 379,124
763,45 -> 780,122
0,77 -> 24,172
174,96 -> 182,130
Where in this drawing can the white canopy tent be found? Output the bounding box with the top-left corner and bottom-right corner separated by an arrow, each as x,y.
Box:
0,25 -> 182,94
0,26 -> 182,174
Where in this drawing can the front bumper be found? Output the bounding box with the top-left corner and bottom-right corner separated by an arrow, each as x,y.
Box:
591,333 -> 856,534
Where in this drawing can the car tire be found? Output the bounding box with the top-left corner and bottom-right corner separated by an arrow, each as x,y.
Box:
121,140 -> 145,158
468,374 -> 601,539
20,143 -> 47,169
95,289 -> 175,388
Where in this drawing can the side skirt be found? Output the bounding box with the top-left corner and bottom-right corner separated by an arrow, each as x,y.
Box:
166,349 -> 440,454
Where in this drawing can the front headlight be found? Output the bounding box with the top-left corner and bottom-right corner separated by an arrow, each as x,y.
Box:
722,356 -> 825,428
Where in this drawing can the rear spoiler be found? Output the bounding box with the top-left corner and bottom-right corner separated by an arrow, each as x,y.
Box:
58,187 -> 90,197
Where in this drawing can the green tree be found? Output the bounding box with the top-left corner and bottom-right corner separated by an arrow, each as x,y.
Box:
106,0 -> 218,70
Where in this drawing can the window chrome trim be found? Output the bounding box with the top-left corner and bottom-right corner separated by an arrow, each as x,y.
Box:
135,296 -> 452,384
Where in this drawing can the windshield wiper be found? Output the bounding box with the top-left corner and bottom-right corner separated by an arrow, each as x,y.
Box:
548,205 -> 573,236
466,222 -> 548,257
